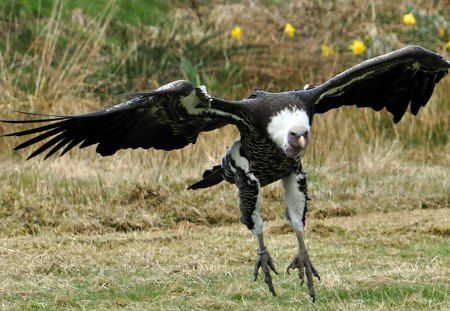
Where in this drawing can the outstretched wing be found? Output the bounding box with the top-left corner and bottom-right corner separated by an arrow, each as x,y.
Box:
311,45 -> 449,123
1,80 -> 233,159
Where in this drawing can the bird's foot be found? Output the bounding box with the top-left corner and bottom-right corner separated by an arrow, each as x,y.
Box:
253,247 -> 278,296
286,250 -> 320,302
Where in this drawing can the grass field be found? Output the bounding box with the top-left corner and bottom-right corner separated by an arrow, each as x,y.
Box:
1,139 -> 449,310
1,1 -> 449,310
1,208 -> 448,310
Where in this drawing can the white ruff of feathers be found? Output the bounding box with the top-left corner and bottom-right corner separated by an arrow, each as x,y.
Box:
267,107 -> 311,149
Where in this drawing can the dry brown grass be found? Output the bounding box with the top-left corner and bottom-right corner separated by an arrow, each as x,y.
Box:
1,206 -> 448,310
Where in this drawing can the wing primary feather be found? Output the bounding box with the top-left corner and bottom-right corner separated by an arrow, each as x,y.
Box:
44,136 -> 73,160
410,74 -> 428,108
26,133 -> 69,160
407,80 -> 420,115
40,119 -> 89,153
418,74 -> 437,108
15,110 -> 70,118
60,137 -> 85,156
393,95 -> 411,123
14,126 -> 66,150
391,69 -> 420,123
0,117 -> 65,124
44,119 -> 96,157
2,119 -> 70,137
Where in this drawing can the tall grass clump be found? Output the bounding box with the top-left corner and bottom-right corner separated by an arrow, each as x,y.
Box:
0,1 -> 231,103
0,1 -> 113,102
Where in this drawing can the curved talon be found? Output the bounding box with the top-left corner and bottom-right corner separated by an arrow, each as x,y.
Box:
253,249 -> 278,296
286,266 -> 291,275
312,265 -> 320,281
286,252 -> 319,302
298,264 -> 305,286
269,260 -> 279,275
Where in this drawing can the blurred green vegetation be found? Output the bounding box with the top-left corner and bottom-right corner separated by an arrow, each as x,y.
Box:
0,0 -> 177,24
0,0 -> 448,100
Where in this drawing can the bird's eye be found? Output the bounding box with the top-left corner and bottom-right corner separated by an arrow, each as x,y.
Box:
247,94 -> 257,99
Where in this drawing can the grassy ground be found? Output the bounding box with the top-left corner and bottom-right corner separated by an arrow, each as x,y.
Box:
0,1 -> 449,310
0,130 -> 449,310
1,200 -> 449,310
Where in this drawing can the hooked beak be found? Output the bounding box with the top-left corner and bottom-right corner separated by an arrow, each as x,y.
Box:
298,136 -> 307,149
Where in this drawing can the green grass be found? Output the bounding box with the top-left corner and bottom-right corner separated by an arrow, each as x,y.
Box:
1,208 -> 448,310
0,0 -> 178,25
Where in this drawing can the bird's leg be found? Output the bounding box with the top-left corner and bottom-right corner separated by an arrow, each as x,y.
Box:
287,228 -> 320,302
282,171 -> 320,302
235,167 -> 278,296
253,229 -> 278,296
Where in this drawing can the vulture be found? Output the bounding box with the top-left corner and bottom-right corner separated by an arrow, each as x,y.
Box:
2,45 -> 449,301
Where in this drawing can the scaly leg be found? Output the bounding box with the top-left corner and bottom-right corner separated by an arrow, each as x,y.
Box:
235,167 -> 278,296
282,171 -> 320,302
253,232 -> 278,296
286,229 -> 320,301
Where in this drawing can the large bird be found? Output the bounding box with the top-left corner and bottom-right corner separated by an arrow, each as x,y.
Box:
2,45 -> 449,301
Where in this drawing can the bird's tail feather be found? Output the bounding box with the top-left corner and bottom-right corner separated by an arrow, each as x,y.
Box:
187,165 -> 224,190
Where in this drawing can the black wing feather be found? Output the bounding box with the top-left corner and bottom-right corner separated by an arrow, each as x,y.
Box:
312,45 -> 449,123
13,126 -> 68,151
44,136 -> 73,160
3,119 -> 68,137
60,137 -> 85,156
1,80 -> 238,159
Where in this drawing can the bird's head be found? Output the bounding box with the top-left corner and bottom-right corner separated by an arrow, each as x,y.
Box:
267,107 -> 312,159
284,125 -> 310,158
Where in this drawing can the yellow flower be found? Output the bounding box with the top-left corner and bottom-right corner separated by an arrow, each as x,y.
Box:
349,39 -> 366,55
446,40 -> 450,51
403,13 -> 416,26
284,23 -> 296,37
321,44 -> 335,57
231,26 -> 242,40
437,27 -> 445,37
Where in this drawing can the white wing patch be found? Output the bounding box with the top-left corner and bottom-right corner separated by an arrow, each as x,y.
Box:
181,87 -> 207,115
267,107 -> 311,148
181,86 -> 243,122
318,70 -> 372,100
